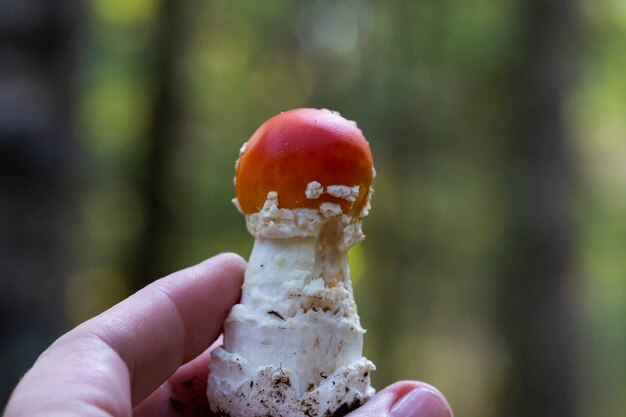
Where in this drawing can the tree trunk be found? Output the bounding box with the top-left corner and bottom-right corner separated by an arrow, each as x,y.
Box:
496,0 -> 580,416
0,0 -> 82,403
134,0 -> 183,290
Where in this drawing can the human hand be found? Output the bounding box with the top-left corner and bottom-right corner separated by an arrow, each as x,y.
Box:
4,253 -> 452,417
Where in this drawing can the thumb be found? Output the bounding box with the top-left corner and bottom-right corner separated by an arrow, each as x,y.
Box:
348,381 -> 453,417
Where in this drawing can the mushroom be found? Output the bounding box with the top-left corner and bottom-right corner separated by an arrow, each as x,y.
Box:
207,108 -> 376,417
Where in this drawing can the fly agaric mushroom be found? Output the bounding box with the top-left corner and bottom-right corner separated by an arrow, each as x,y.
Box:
207,108 -> 376,417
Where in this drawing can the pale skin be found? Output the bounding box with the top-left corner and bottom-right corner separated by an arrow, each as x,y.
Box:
4,253 -> 453,417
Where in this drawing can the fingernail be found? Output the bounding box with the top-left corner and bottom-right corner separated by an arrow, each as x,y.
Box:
390,387 -> 452,417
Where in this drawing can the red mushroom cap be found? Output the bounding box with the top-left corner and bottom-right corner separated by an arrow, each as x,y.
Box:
235,108 -> 373,216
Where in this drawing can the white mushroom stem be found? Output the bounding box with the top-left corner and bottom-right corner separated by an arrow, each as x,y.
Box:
207,200 -> 375,417
226,229 -> 362,393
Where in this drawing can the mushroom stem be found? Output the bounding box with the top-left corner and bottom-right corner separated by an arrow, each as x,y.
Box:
223,222 -> 362,394
209,219 -> 375,414
241,223 -> 351,302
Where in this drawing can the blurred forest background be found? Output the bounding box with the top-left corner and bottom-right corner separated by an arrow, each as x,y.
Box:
1,0 -> 625,416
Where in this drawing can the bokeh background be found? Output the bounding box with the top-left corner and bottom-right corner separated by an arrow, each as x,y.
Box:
1,0 -> 625,416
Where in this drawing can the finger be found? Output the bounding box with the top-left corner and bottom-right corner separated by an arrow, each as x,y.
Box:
5,253 -> 245,417
133,337 -> 224,417
83,253 -> 244,403
347,381 -> 453,417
